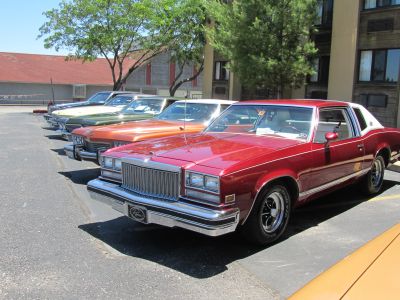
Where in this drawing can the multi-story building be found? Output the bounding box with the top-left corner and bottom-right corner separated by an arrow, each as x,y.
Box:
202,0 -> 400,127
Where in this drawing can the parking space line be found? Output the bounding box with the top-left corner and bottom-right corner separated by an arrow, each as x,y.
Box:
368,194 -> 400,202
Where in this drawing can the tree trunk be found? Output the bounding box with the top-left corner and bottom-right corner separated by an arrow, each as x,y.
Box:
169,60 -> 204,97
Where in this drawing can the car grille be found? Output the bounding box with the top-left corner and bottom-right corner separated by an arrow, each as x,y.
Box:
122,162 -> 180,201
84,141 -> 111,152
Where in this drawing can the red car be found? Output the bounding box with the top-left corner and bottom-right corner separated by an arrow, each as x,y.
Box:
87,100 -> 400,245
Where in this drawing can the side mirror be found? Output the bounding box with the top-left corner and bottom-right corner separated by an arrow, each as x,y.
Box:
325,132 -> 339,144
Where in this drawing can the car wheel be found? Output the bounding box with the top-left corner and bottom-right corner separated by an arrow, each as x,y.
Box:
241,185 -> 291,246
362,155 -> 385,195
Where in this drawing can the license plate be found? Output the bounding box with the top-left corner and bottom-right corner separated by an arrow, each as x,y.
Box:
128,205 -> 148,224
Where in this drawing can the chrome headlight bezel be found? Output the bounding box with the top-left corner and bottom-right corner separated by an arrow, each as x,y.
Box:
185,171 -> 220,194
100,155 -> 122,181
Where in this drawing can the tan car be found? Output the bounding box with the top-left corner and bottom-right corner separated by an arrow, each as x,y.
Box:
289,223 -> 400,300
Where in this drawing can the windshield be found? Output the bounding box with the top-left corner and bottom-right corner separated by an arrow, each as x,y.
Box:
106,95 -> 134,107
87,92 -> 111,104
156,102 -> 219,123
122,98 -> 164,115
206,105 -> 313,140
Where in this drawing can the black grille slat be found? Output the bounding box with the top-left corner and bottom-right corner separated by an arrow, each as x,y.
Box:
84,141 -> 111,152
122,162 -> 180,201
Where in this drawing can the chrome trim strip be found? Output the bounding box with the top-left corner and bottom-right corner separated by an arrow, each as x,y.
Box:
298,169 -> 370,199
79,150 -> 98,160
87,179 -> 239,237
121,157 -> 181,173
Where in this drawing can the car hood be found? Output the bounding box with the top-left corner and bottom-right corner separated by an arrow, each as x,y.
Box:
73,119 -> 205,142
53,105 -> 124,117
51,101 -> 89,110
82,113 -> 155,126
111,133 -> 303,171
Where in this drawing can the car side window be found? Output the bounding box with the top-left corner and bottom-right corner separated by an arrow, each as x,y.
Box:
353,108 -> 368,131
314,108 -> 355,143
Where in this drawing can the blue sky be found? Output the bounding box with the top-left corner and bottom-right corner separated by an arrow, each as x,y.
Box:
0,0 -> 69,55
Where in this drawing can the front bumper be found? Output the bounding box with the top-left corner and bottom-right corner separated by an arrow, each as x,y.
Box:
64,144 -> 98,162
55,129 -> 70,140
44,114 -> 58,126
87,179 -> 240,237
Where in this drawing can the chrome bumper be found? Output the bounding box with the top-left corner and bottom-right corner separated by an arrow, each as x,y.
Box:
64,144 -> 98,162
87,179 -> 240,237
55,129 -> 70,140
44,114 -> 58,126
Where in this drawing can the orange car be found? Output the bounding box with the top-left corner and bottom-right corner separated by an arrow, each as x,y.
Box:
289,223 -> 400,300
64,99 -> 235,163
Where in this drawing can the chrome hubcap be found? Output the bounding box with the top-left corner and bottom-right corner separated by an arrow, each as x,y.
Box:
261,191 -> 285,233
371,159 -> 383,188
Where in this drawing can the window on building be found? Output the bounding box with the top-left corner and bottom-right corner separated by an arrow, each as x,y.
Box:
214,61 -> 230,81
315,0 -> 333,26
359,49 -> 400,82
309,56 -> 330,84
364,0 -> 400,9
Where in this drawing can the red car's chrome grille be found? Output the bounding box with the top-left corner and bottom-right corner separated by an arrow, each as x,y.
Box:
122,162 -> 180,201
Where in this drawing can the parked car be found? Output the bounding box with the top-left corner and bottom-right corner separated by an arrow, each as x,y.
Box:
64,97 -> 179,134
289,223 -> 400,300
54,93 -> 155,139
87,99 -> 400,245
44,91 -> 136,125
64,99 -> 235,163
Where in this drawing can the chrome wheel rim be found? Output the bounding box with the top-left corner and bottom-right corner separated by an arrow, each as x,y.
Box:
261,191 -> 285,233
371,158 -> 384,189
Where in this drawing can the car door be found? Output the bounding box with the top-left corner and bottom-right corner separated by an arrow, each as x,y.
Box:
308,107 -> 365,194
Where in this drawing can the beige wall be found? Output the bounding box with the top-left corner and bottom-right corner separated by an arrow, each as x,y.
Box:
327,0 -> 360,101
202,43 -> 214,99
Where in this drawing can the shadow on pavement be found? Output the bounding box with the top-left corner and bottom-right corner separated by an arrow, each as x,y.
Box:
287,180 -> 399,237
51,148 -> 66,156
79,179 -> 399,279
45,134 -> 66,141
59,168 -> 100,185
42,126 -> 57,131
79,217 -> 260,279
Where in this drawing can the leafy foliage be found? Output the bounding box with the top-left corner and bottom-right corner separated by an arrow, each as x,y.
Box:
207,0 -> 318,97
39,0 -> 176,90
164,0 -> 207,96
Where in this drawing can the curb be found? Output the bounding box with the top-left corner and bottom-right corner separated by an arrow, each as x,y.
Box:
388,161 -> 400,173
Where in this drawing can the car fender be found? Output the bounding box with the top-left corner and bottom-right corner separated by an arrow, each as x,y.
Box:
241,169 -> 299,225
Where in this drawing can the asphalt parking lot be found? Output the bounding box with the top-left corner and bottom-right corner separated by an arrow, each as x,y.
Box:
1,106 -> 399,299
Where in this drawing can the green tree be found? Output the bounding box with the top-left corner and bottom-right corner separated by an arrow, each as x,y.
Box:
207,0 -> 318,98
39,0 -> 172,91
166,0 -> 207,97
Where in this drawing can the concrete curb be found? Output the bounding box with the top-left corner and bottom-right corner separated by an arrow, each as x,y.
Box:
388,161 -> 400,173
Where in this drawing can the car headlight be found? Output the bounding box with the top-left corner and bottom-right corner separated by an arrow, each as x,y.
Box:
204,176 -> 219,193
185,172 -> 220,193
100,156 -> 122,181
113,141 -> 131,147
72,134 -> 85,145
103,157 -> 114,169
114,158 -> 122,171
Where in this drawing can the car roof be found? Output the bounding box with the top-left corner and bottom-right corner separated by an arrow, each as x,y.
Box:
175,99 -> 237,105
235,99 -> 350,108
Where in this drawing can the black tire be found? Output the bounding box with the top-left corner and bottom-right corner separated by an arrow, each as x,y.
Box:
361,155 -> 385,195
240,185 -> 291,246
